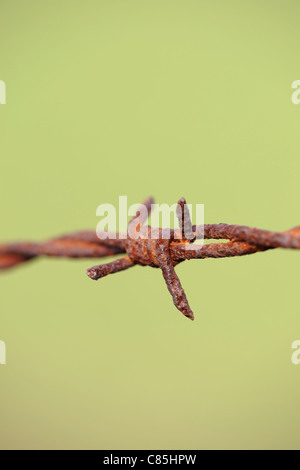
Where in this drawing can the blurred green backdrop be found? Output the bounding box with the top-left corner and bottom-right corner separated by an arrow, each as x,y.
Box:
1,0 -> 300,450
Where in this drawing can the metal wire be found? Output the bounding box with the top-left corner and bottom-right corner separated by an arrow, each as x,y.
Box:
1,197 -> 299,320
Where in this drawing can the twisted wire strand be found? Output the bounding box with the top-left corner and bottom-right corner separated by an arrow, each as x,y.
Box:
1,224 -> 299,271
3,191 -> 300,322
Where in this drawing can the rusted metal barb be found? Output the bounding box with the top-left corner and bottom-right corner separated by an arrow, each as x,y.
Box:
1,197 -> 300,321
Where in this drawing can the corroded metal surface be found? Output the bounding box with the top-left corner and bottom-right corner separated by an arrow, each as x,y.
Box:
87,256 -> 134,280
1,197 -> 300,321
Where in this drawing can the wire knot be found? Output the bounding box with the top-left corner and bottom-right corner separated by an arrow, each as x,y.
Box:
125,227 -> 181,268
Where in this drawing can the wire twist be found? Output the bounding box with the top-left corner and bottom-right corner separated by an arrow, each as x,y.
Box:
1,197 -> 300,320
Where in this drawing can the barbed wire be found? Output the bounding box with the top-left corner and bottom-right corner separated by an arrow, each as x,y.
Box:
1,197 -> 299,321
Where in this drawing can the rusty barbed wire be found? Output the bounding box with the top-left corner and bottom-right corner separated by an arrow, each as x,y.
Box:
1,197 -> 300,320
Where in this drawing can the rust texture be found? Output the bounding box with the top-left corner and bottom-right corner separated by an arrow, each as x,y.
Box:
1,197 -> 300,321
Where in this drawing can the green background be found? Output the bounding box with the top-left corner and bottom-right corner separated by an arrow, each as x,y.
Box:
0,0 -> 300,450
